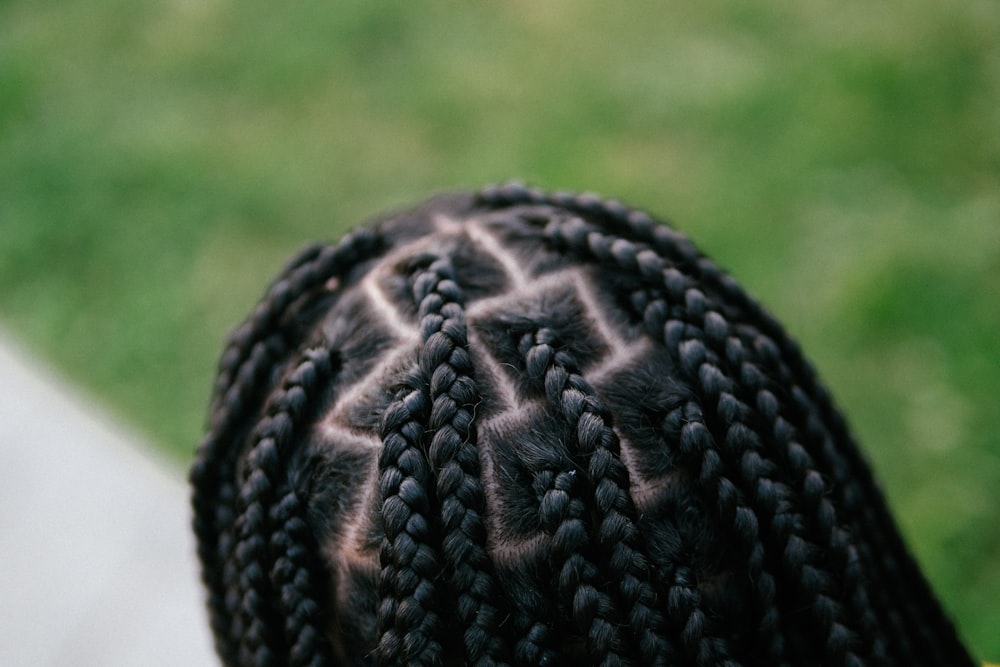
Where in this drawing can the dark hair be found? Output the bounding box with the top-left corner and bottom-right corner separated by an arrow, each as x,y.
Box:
191,183 -> 974,667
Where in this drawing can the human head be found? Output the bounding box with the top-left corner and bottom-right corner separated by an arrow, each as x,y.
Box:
191,183 -> 973,666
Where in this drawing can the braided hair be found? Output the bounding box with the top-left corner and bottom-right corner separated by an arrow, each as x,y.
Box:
191,183 -> 975,667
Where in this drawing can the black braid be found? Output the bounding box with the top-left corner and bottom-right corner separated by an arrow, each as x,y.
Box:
230,348 -> 337,665
524,328 -> 677,666
513,617 -> 559,667
480,184 -> 970,665
541,217 -> 878,664
541,188 -> 968,665
774,356 -> 944,664
479,184 -> 946,635
268,486 -> 330,667
522,443 -> 607,664
543,221 -> 779,635
412,257 -> 511,666
519,328 -> 631,667
191,185 -> 976,667
734,324 -> 956,666
526,193 -> 954,664
375,374 -> 444,666
192,228 -> 380,665
655,299 -> 868,665
191,332 -> 288,662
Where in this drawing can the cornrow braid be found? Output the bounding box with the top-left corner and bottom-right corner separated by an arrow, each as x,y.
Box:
522,332 -> 631,667
192,185 -> 976,667
191,229 -> 382,662
522,193 -> 940,664
230,348 -> 338,665
519,328 -> 675,666
375,366 -> 444,666
192,332 -> 289,662
541,215 -> 877,664
484,185 -> 960,663
413,258 -> 511,666
267,484 -> 329,667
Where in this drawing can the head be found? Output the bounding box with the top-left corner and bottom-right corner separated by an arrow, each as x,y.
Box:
191,183 -> 973,667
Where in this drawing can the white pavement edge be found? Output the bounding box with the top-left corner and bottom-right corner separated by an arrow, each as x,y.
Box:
0,330 -> 217,667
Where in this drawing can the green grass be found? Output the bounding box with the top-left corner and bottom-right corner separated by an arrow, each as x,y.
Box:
2,0 -> 998,658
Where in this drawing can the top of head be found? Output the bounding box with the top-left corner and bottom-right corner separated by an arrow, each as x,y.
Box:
190,183 -> 973,667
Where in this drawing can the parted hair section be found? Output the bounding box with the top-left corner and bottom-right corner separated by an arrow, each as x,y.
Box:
191,184 -> 974,667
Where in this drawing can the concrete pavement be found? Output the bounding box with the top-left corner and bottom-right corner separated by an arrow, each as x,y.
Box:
0,330 -> 216,666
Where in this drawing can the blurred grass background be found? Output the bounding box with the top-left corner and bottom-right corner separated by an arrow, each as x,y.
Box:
1,0 -> 997,658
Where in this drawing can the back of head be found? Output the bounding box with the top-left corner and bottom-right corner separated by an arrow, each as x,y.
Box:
191,183 -> 974,667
